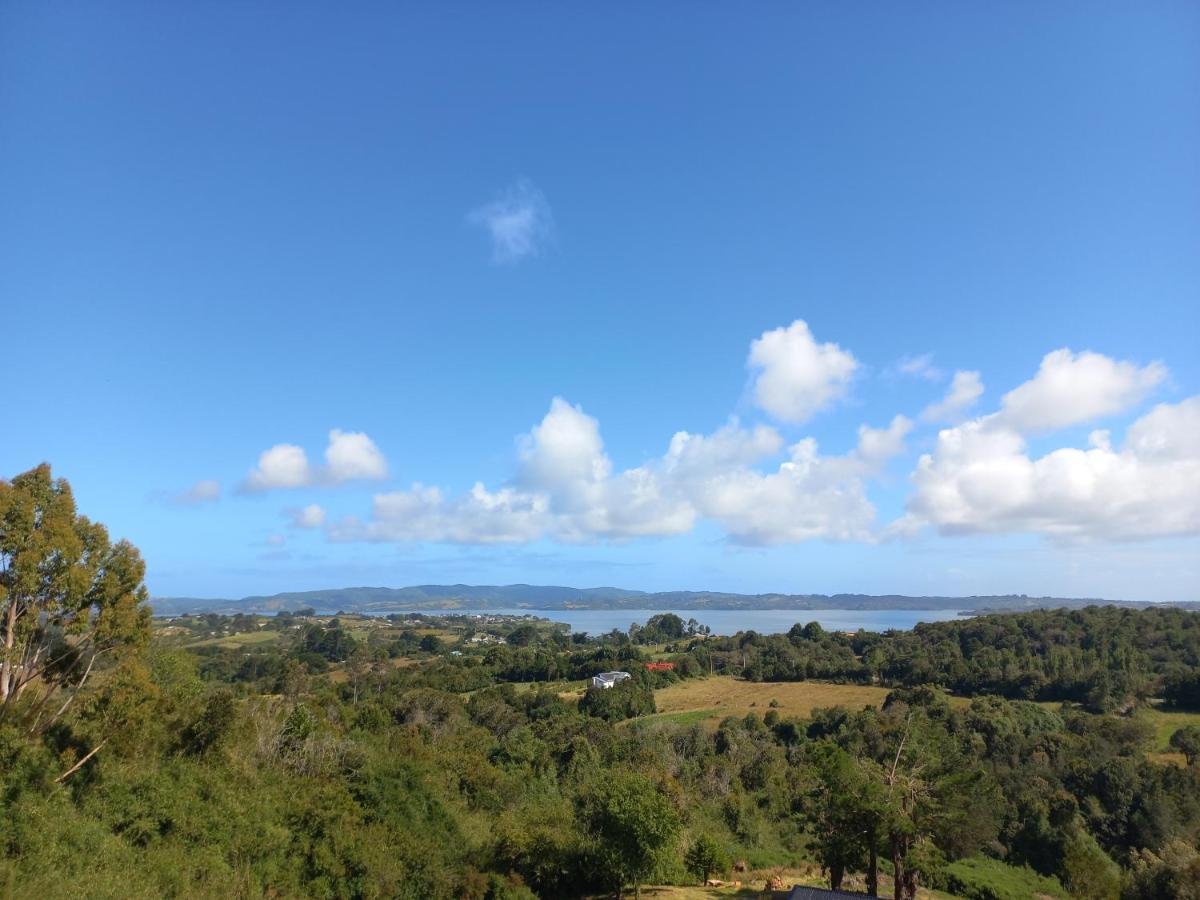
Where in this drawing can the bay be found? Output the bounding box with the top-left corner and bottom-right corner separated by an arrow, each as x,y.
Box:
369,607 -> 968,636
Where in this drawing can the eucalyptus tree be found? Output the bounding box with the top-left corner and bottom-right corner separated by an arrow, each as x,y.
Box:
0,464 -> 151,738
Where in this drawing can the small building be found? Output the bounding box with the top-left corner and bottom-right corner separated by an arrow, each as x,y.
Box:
644,662 -> 675,672
787,886 -> 865,900
591,671 -> 632,689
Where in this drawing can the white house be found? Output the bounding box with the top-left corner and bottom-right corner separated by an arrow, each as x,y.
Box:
591,671 -> 632,689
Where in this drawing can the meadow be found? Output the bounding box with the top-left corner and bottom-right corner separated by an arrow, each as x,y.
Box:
644,676 -> 895,728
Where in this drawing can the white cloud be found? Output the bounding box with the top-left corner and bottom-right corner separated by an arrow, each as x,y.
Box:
266,534 -> 287,546
325,429 -> 388,482
921,370 -> 984,423
900,396 -> 1200,541
331,396 -> 907,547
747,320 -> 859,423
897,354 -> 943,381
996,349 -> 1166,433
172,479 -> 221,506
242,430 -> 388,492
689,415 -> 911,544
244,444 -> 312,491
340,483 -> 549,545
289,504 -> 327,529
516,397 -> 611,503
467,178 -> 554,264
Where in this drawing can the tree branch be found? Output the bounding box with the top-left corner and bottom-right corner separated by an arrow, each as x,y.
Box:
55,736 -> 109,784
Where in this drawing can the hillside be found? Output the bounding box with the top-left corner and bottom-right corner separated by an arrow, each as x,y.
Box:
144,584 -> 1163,617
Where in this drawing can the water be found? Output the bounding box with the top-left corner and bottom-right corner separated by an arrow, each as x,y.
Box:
369,607 -> 967,636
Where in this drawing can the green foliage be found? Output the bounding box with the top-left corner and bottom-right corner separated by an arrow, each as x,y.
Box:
1124,840 -> 1200,899
300,622 -> 359,663
683,833 -> 728,884
578,771 -> 681,895
419,634 -> 444,653
1062,830 -> 1121,900
579,678 -> 656,721
1169,725 -> 1200,765
0,465 -> 151,725
1164,669 -> 1200,710
180,689 -> 237,756
938,856 -> 1068,900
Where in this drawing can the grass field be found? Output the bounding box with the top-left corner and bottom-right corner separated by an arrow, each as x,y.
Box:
614,864 -> 960,899
1140,703 -> 1200,748
644,676 -> 896,728
1139,702 -> 1200,765
187,630 -> 283,650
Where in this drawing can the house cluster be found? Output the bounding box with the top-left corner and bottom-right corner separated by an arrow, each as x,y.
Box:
590,671 -> 632,689
467,633 -> 507,645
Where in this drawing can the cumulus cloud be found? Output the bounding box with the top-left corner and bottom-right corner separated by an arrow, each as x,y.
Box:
331,397 -> 908,547
899,396 -> 1200,541
921,370 -> 984,423
242,430 -> 388,492
748,320 -> 859,423
172,479 -> 221,506
324,429 -> 388,482
467,178 -> 554,264
339,483 -> 551,545
688,415 -> 912,544
289,504 -> 326,529
996,349 -> 1166,433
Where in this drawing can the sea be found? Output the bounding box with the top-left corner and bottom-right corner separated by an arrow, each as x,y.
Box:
363,607 -> 968,636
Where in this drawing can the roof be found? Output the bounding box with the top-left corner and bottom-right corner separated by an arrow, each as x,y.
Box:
788,887 -> 868,900
592,671 -> 632,685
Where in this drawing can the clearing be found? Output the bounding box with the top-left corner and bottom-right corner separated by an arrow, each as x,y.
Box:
1140,702 -> 1200,766
644,676 -> 896,727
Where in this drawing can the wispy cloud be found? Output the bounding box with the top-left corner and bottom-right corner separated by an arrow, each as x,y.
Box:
467,178 -> 554,264
287,504 -> 326,528
920,370 -> 984,423
165,479 -> 221,506
895,353 -> 943,381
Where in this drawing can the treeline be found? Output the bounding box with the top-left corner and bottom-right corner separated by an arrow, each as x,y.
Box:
700,607 -> 1200,712
187,606 -> 1200,719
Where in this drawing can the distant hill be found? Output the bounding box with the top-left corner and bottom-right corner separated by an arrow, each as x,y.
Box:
146,584 -> 1196,617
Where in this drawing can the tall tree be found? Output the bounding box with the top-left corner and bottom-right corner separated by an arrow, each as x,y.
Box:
683,834 -> 728,886
0,465 -> 150,730
579,771 -> 681,898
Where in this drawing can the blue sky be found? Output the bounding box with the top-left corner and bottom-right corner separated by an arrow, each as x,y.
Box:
2,3 -> 1197,602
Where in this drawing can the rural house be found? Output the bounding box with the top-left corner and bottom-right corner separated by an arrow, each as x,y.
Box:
591,671 -> 632,689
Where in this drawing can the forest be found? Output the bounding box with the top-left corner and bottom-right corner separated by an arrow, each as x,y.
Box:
3,465 -> 1200,899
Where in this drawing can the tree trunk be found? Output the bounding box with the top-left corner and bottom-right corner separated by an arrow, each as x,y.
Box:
1,597 -> 18,700
867,835 -> 879,897
892,835 -> 904,900
830,861 -> 844,891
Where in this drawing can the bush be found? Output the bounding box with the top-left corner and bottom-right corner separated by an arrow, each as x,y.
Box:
939,856 -> 1068,900
578,680 -> 655,722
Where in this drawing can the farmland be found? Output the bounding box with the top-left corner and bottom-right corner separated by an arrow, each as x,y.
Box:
645,675 -> 895,727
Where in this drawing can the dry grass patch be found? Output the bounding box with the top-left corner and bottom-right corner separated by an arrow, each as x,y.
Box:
651,676 -> 893,727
